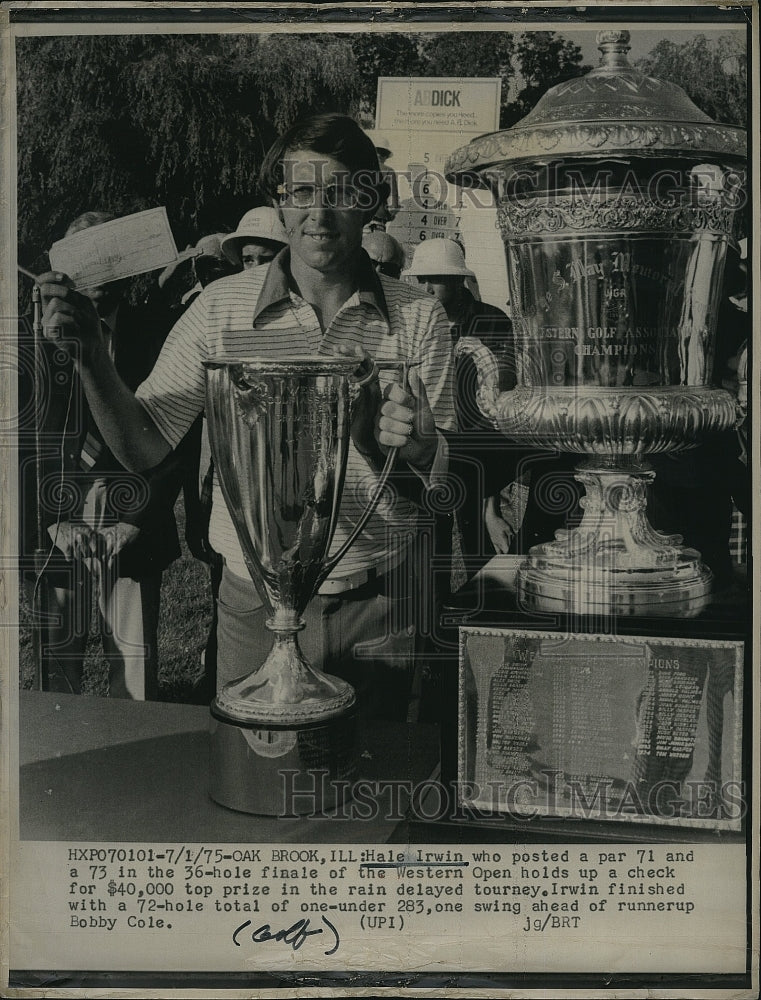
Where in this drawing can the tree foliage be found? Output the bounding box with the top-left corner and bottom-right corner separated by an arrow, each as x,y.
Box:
349,31 -> 586,131
348,34 -> 424,122
17,34 -> 359,272
348,32 -> 520,125
635,33 -> 747,127
419,32 -> 518,127
505,31 -> 590,126
17,28 -> 745,283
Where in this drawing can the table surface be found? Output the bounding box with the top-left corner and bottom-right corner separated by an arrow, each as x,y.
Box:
18,692 -> 439,843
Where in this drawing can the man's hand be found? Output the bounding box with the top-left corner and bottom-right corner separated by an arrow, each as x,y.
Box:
99,523 -> 141,564
157,245 -> 196,289
377,366 -> 437,473
483,495 -> 513,554
334,347 -> 439,473
36,271 -> 170,474
49,522 -> 140,566
37,271 -> 105,366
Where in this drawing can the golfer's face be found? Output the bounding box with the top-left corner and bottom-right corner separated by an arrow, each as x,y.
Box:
278,150 -> 365,277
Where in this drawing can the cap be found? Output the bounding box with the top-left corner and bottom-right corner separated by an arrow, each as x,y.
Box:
194,233 -> 227,261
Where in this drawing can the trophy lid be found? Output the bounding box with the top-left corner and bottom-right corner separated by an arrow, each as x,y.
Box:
446,29 -> 746,180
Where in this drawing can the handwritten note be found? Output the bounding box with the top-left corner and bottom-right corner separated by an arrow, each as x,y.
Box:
48,207 -> 178,288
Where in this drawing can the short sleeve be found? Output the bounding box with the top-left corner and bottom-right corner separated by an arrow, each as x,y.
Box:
135,293 -> 209,449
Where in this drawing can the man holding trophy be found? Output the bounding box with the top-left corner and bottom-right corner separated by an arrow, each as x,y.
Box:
38,114 -> 456,736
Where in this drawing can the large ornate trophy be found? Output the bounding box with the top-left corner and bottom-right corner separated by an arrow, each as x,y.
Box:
446,30 -> 745,617
204,357 -> 397,814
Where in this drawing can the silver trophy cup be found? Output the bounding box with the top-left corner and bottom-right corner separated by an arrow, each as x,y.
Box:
204,357 -> 398,814
446,30 -> 745,617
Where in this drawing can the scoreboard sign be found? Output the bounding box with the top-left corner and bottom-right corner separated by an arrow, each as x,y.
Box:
375,77 -> 507,307
386,201 -> 462,261
375,78 -> 501,170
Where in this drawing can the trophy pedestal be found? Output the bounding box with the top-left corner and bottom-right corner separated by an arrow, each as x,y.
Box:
210,703 -> 358,816
516,461 -> 713,617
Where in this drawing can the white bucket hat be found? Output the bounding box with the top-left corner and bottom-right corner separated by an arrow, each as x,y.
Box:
221,207 -> 288,266
402,238 -> 475,279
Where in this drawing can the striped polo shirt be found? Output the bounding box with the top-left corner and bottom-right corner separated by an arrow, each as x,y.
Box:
136,250 -> 456,584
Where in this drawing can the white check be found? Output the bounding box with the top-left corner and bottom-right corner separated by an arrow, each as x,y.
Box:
48,207 -> 178,289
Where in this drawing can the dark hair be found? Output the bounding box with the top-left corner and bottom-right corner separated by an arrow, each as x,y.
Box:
65,211 -> 114,237
258,113 -> 388,220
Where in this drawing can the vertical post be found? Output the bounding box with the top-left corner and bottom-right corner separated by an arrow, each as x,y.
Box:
31,282 -> 49,690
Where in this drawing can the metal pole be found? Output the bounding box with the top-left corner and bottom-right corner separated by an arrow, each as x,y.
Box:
31,281 -> 49,690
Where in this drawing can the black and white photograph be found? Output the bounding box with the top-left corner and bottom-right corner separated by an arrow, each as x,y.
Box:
1,2 -> 757,995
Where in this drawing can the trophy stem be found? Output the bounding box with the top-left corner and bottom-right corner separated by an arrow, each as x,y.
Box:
214,614 -> 356,726
517,460 -> 713,617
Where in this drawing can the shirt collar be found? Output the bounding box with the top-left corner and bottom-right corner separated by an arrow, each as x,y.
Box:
355,249 -> 391,326
252,247 -> 390,327
99,304 -> 120,363
99,303 -> 120,335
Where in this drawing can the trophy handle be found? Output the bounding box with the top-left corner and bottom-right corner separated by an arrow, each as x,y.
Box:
454,336 -> 502,423
319,444 -> 399,583
319,357 -> 411,584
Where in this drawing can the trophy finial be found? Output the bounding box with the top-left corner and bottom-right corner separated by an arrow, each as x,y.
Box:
596,28 -> 632,68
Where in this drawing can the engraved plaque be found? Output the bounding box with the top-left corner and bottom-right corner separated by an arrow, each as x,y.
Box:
458,627 -> 743,831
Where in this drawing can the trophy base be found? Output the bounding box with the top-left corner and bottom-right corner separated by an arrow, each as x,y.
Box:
516,460 -> 714,618
517,560 -> 713,617
214,625 -> 357,724
209,702 -> 358,816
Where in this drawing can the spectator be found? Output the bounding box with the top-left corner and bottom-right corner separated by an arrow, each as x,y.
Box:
362,230 -> 405,279
22,211 -> 190,699
220,207 -> 288,270
156,233 -> 238,317
362,132 -> 398,232
403,237 -> 515,584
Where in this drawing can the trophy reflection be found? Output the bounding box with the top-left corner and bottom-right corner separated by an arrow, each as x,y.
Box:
447,29 -> 746,617
204,357 -> 397,814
